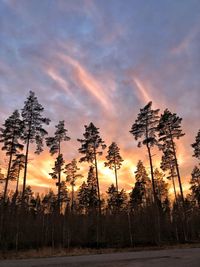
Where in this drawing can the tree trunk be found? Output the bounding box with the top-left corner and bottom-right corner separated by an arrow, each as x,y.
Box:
94,149 -> 101,215
146,143 -> 161,244
22,136 -> 30,198
114,164 -> 119,193
71,183 -> 74,213
170,133 -> 184,203
4,151 -> 13,201
57,141 -> 61,213
15,166 -> 20,194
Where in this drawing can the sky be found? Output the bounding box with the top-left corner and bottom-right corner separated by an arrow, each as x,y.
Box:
0,0 -> 200,196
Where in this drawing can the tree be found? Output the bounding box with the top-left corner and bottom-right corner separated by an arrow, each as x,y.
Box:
77,122 -> 106,213
107,184 -> 127,214
130,102 -> 160,202
46,121 -> 70,211
0,110 -> 23,200
158,109 -> 185,205
192,130 -> 200,160
77,166 -> 99,214
64,159 -> 83,212
21,91 -> 50,198
46,120 -> 70,156
160,144 -> 178,202
154,168 -> 168,204
190,166 -> 200,207
49,154 -> 65,210
9,154 -> 25,194
130,161 -> 151,210
104,142 -> 123,193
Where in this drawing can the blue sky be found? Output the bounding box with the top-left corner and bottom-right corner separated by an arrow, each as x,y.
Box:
0,0 -> 200,193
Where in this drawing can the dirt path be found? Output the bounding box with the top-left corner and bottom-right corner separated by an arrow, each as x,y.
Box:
0,247 -> 200,267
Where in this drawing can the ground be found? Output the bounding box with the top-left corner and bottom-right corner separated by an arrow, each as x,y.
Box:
0,247 -> 200,267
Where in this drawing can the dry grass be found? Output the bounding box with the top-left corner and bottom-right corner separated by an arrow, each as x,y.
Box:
0,243 -> 200,260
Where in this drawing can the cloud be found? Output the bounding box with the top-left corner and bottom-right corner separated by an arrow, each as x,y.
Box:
58,54 -> 115,112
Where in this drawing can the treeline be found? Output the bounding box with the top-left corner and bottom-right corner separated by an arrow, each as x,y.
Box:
0,91 -> 200,250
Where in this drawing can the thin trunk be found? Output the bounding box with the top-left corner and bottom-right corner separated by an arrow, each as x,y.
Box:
71,183 -> 74,212
15,165 -> 20,194
58,141 -> 61,213
170,133 -> 184,203
146,143 -> 161,244
114,164 -> 118,193
94,148 -> 101,215
4,150 -> 13,201
171,173 -> 178,203
22,136 -> 30,198
169,131 -> 187,241
146,144 -> 157,201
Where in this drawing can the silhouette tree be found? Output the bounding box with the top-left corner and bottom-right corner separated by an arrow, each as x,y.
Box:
64,159 -> 83,212
154,168 -> 168,204
130,161 -> 151,210
46,120 -> 70,156
160,144 -> 177,202
107,184 -> 127,214
158,109 -> 185,204
9,153 -> 25,194
21,91 -> 50,198
78,122 -> 106,213
130,102 -> 160,202
46,120 -> 70,211
190,166 -> 200,207
0,110 -> 23,200
192,130 -> 200,160
105,142 -> 123,193
49,154 -> 65,210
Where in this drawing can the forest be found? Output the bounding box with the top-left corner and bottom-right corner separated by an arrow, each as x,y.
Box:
0,91 -> 199,251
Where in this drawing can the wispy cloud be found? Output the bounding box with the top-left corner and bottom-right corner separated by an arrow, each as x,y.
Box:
58,54 -> 114,112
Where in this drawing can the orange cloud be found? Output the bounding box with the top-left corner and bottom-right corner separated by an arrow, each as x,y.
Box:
133,77 -> 152,104
47,68 -> 71,94
58,54 -> 114,112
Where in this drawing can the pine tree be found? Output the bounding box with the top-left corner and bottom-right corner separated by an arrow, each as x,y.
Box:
0,110 -> 23,200
64,159 -> 83,212
49,154 -> 65,210
107,184 -> 127,214
46,120 -> 70,211
77,166 -> 98,214
154,168 -> 168,204
130,102 -> 160,202
87,166 -> 99,212
190,166 -> 200,207
9,153 -> 25,194
21,91 -> 50,198
78,122 -> 106,213
104,142 -> 123,193
160,144 -> 177,202
130,161 -> 151,210
191,130 -> 200,160
46,120 -> 70,156
158,109 -> 185,204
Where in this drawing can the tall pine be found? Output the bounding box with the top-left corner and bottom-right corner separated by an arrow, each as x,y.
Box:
21,91 -> 50,198
65,159 -> 83,212
104,142 -> 123,193
46,120 -> 70,210
158,109 -> 185,204
0,110 -> 23,200
78,122 -> 106,214
130,102 -> 160,202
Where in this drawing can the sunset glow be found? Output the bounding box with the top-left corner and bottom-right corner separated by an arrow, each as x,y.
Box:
0,0 -> 200,197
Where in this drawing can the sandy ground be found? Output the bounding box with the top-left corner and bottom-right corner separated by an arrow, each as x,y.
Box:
0,247 -> 200,267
